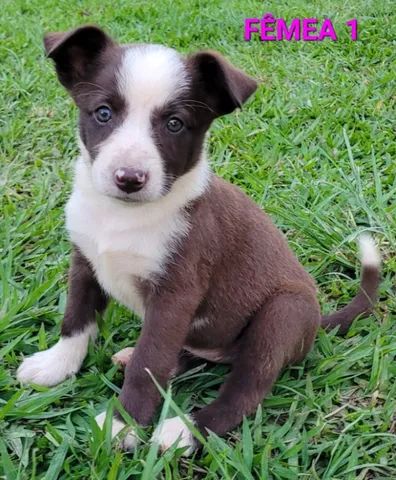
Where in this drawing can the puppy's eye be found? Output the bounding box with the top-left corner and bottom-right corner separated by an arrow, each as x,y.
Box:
166,117 -> 184,133
94,106 -> 112,124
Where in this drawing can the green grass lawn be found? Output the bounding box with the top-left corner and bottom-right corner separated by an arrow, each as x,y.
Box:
1,0 -> 395,478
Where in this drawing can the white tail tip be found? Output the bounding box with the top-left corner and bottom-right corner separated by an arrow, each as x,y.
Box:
358,234 -> 380,268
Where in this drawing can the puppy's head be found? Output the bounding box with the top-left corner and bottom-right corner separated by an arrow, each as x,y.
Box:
45,26 -> 257,202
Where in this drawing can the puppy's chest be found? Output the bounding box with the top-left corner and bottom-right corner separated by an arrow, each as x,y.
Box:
66,192 -> 188,316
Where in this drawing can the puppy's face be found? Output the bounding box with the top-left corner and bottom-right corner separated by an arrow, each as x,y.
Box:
45,26 -> 257,202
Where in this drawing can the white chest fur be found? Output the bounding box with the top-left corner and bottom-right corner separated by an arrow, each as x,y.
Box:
66,190 -> 189,316
64,159 -> 204,317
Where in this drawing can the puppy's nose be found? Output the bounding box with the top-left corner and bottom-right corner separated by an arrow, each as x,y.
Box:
114,168 -> 148,193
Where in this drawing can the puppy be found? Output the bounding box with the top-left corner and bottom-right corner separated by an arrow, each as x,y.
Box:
17,26 -> 381,454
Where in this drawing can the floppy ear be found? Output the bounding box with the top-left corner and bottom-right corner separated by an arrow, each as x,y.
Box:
43,25 -> 114,90
188,51 -> 257,116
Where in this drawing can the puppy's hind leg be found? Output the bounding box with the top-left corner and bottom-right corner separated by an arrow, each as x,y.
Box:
152,291 -> 320,453
112,347 -> 136,367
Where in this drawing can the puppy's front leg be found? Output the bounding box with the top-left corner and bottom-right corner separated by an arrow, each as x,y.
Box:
97,285 -> 200,451
119,298 -> 194,425
17,248 -> 107,386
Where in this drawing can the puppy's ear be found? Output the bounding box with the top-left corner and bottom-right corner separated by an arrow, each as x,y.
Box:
43,25 -> 114,90
188,51 -> 257,117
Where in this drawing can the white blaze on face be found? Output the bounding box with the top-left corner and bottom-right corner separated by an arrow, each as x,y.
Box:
91,45 -> 188,201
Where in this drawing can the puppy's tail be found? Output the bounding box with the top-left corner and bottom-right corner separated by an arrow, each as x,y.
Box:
321,235 -> 381,335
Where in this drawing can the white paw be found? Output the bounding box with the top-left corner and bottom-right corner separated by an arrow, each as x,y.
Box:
151,415 -> 195,456
112,347 -> 135,367
95,411 -> 138,451
17,344 -> 80,387
17,326 -> 95,387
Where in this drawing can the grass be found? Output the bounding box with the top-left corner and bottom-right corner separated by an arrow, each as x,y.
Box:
0,0 -> 395,478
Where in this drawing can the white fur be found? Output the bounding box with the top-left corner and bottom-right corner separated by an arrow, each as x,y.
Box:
91,45 -> 188,201
358,234 -> 380,268
67,156 -> 209,316
184,345 -> 227,363
151,415 -> 195,456
112,346 -> 135,366
191,316 -> 211,330
95,411 -> 138,451
17,324 -> 97,387
119,46 -> 187,108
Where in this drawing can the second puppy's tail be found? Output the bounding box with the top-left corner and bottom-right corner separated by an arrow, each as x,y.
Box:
321,235 -> 381,335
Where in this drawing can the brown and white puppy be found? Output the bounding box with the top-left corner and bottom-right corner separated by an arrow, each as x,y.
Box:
17,26 -> 381,454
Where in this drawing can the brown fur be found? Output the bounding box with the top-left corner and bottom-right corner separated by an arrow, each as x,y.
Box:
61,248 -> 107,337
118,175 -> 322,433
